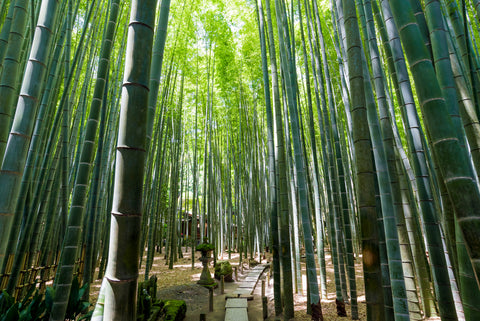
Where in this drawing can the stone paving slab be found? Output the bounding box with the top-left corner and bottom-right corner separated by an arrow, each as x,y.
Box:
238,281 -> 257,288
224,263 -> 271,320
248,270 -> 262,274
225,307 -> 248,321
237,287 -> 254,293
226,294 -> 254,300
225,298 -> 248,309
247,273 -> 261,278
233,288 -> 253,295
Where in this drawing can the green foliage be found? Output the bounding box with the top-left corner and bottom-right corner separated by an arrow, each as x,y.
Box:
214,260 -> 233,281
184,236 -> 195,247
0,291 -> 15,316
139,275 -> 158,301
137,275 -> 158,319
137,289 -> 152,321
136,279 -> 186,321
196,242 -> 214,252
0,277 -> 91,321
158,183 -> 170,216
0,287 -> 47,321
159,300 -> 187,321
65,277 -> 91,320
214,260 -> 232,275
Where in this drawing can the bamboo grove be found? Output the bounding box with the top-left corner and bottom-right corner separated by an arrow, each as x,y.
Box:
1,0 -> 480,320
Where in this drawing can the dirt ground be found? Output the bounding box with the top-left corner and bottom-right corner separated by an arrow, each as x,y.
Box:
90,247 -> 438,320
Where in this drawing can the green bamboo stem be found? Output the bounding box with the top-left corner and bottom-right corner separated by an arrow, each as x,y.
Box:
444,0 -> 480,115
0,0 -> 60,269
456,219 -> 480,320
388,0 -> 480,316
0,0 -> 16,73
320,27 -> 345,319
313,2 -> 358,315
408,0 -> 431,57
276,0 -> 321,317
100,0 -> 156,318
342,0 -> 384,319
378,2 -> 458,319
363,51 -> 410,321
273,2 -> 302,318
0,0 -> 30,165
146,0 -> 170,146
442,9 -> 480,183
363,1 -> 424,318
255,0 -> 283,295
48,1 -> 119,318
264,0 -> 284,314
83,77 -> 109,298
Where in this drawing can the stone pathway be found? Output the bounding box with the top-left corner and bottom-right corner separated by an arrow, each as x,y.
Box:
179,263 -> 271,321
225,264 -> 269,321
232,264 -> 268,297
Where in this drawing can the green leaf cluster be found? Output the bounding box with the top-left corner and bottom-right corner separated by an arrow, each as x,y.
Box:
159,300 -> 187,321
0,277 -> 91,321
196,243 -> 215,252
214,260 -> 233,277
65,277 -> 91,320
0,287 -> 46,321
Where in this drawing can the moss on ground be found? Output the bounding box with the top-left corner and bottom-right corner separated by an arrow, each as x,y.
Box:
159,300 -> 187,321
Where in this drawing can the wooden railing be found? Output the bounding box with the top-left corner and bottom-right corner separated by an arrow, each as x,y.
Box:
0,245 -> 86,300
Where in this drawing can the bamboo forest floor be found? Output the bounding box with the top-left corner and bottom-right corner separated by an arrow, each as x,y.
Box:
89,248 -> 440,320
